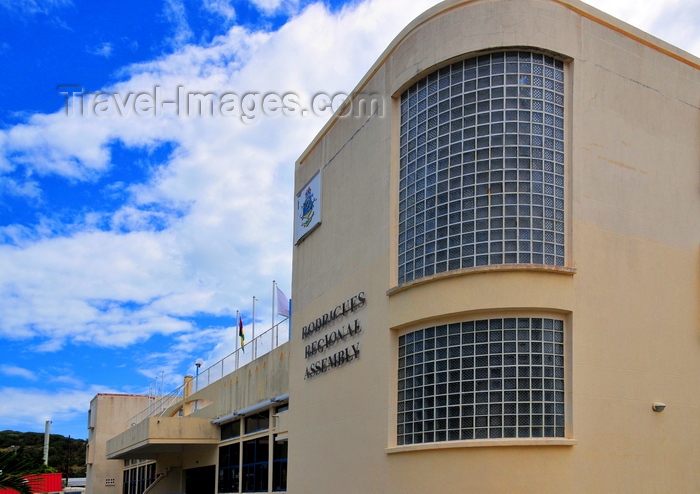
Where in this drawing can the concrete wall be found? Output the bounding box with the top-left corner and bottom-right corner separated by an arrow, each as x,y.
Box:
86,394 -> 152,494
290,0 -> 700,492
185,343 -> 290,422
106,417 -> 219,459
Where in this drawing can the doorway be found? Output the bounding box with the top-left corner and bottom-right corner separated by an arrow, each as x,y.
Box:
184,465 -> 216,494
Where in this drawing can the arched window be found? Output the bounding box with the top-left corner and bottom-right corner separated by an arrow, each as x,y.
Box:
398,51 -> 565,284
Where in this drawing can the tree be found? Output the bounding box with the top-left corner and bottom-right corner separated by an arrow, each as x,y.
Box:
0,449 -> 42,494
0,431 -> 86,478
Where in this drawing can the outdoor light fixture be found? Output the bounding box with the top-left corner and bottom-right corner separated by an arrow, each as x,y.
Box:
652,402 -> 666,412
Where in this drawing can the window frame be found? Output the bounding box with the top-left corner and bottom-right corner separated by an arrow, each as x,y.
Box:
217,402 -> 288,493
272,435 -> 288,492
244,410 -> 270,435
241,436 -> 269,493
396,50 -> 568,286
390,312 -> 574,452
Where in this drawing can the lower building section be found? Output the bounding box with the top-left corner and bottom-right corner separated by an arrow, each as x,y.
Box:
103,397 -> 289,494
122,460 -> 156,494
92,345 -> 290,494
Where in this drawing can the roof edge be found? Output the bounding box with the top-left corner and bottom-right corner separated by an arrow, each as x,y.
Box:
296,0 -> 700,168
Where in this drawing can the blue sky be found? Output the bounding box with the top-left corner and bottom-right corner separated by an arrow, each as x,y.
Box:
0,0 -> 697,441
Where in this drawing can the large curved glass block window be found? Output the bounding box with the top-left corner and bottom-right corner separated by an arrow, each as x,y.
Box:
398,51 -> 565,284
397,318 -> 565,445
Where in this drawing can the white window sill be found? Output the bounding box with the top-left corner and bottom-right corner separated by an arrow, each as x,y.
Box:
386,437 -> 577,454
388,264 -> 576,296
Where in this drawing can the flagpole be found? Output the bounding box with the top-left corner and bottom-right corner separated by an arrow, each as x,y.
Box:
252,296 -> 257,341
236,310 -> 239,351
288,297 -> 292,340
272,280 -> 276,331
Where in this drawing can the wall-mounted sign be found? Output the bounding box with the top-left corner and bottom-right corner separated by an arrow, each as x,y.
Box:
294,171 -> 322,244
302,292 -> 365,380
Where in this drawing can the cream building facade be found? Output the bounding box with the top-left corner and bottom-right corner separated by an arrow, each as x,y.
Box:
290,0 -> 700,492
93,0 -> 700,492
86,394 -> 154,493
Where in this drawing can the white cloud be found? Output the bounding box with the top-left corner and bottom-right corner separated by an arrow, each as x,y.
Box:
0,176 -> 41,199
0,365 -> 38,381
134,325 -> 233,388
0,229 -> 197,348
585,0 -> 700,57
647,0 -> 700,57
87,42 -> 114,58
163,0 -> 194,48
0,0 -> 71,16
4,112 -> 113,179
203,0 -> 236,22
249,0 -> 285,14
0,385 -> 113,433
585,0 -> 669,30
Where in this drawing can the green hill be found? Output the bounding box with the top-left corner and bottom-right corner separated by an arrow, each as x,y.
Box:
0,430 -> 87,478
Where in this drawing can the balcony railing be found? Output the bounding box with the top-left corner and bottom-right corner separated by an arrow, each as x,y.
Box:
127,319 -> 290,428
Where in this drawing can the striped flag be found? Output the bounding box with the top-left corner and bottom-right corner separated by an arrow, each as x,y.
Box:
238,314 -> 245,352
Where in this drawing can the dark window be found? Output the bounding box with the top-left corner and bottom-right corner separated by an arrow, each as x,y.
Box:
242,437 -> 269,492
218,443 -> 240,493
245,410 -> 269,434
221,420 -> 241,440
122,462 -> 156,494
272,437 -> 288,492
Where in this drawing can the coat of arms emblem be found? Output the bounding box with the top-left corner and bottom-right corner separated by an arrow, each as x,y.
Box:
300,186 -> 316,227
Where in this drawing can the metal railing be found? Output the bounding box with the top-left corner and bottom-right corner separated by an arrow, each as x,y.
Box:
127,319 -> 290,428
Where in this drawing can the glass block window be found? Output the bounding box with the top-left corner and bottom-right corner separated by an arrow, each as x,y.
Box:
398,51 -> 565,284
397,318 -> 565,445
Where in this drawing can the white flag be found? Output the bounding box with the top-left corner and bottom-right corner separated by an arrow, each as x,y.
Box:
276,287 -> 290,317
